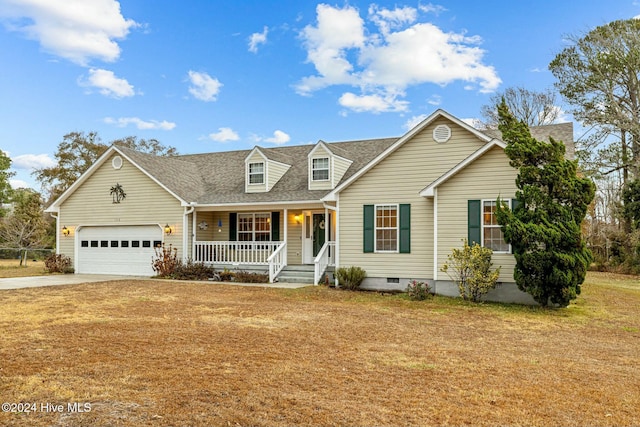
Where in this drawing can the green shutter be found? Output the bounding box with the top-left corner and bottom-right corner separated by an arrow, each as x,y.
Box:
363,205 -> 374,253
271,211 -> 280,241
399,204 -> 410,253
468,200 -> 481,246
229,213 -> 237,241
511,199 -> 520,253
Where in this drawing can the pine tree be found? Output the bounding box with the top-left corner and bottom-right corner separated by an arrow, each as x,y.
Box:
496,101 -> 595,307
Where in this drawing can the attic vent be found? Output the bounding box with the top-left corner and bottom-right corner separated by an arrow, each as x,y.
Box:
112,156 -> 123,170
433,124 -> 451,143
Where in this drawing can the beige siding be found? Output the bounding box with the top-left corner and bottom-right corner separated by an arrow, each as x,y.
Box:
245,152 -> 267,193
309,145 -> 332,191
286,210 -> 303,264
437,146 -> 518,282
333,156 -> 352,187
267,161 -> 291,191
339,117 -> 487,279
58,153 -> 184,264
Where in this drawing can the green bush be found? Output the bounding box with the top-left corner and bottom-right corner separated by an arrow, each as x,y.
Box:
406,280 -> 431,301
335,266 -> 367,290
441,240 -> 501,302
172,260 -> 217,280
44,253 -> 72,273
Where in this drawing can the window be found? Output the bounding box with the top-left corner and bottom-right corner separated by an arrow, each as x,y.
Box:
375,205 -> 398,252
482,200 -> 510,252
110,241 -> 119,248
238,213 -> 271,241
121,240 -> 129,248
248,162 -> 264,184
312,157 -> 329,181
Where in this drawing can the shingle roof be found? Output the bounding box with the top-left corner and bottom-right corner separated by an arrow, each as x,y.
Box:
126,138 -> 397,205
481,122 -> 575,159
117,120 -> 573,206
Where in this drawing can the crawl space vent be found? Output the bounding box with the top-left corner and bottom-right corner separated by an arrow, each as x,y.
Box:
433,124 -> 451,143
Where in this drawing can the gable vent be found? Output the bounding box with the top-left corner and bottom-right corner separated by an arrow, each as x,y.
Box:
433,124 -> 451,143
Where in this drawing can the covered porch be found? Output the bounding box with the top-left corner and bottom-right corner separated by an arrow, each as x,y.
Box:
190,204 -> 336,283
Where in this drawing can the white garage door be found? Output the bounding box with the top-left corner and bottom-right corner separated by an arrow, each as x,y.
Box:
77,225 -> 163,276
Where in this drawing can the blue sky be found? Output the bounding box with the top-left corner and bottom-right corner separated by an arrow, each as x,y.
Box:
1,0 -> 638,190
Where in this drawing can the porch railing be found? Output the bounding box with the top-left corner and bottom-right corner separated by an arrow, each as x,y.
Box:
267,242 -> 287,283
194,241 -> 283,265
314,241 -> 336,285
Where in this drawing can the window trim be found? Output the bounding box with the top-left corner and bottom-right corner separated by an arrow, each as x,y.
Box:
374,203 -> 399,253
248,162 -> 265,185
237,212 -> 272,242
311,157 -> 330,182
481,199 -> 511,254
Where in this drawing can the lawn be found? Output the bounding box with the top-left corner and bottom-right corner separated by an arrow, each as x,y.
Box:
0,259 -> 48,278
0,272 -> 638,426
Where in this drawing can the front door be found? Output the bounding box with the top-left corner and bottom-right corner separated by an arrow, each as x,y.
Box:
302,212 -> 329,264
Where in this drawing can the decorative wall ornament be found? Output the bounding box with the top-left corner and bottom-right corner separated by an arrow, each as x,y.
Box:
110,183 -> 126,204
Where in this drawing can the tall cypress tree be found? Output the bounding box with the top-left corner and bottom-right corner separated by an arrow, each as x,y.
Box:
496,101 -> 595,307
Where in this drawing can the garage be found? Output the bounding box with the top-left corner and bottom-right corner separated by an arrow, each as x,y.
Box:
76,225 -> 163,276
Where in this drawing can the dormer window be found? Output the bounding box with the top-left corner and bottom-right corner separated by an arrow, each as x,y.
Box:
249,162 -> 264,184
312,158 -> 330,181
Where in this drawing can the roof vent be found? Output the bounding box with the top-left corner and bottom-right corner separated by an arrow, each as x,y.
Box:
433,124 -> 451,143
112,156 -> 123,170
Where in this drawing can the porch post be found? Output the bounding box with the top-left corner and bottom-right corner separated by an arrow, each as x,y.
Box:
192,209 -> 197,261
283,208 -> 288,265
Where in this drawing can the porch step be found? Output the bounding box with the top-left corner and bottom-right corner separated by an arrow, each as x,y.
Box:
276,265 -> 335,285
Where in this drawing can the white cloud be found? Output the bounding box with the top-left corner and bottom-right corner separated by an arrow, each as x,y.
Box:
104,117 -> 176,130
427,94 -> 442,106
368,5 -> 417,35
11,153 -> 56,170
419,3 -> 447,16
296,4 -> 365,94
80,68 -> 135,98
403,114 -> 428,131
265,130 -> 290,145
187,70 -> 222,102
248,26 -> 268,53
296,4 -> 500,113
208,127 -> 239,142
339,92 -> 409,113
9,179 -> 30,189
0,0 -> 138,66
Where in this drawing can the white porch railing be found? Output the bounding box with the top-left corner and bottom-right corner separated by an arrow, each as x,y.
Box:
267,242 -> 287,283
194,241 -> 283,265
314,241 -> 336,285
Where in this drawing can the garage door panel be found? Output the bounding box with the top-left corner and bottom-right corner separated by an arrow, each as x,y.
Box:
77,226 -> 162,276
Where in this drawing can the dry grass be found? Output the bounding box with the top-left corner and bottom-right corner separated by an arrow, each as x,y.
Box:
0,272 -> 638,426
0,259 -> 47,278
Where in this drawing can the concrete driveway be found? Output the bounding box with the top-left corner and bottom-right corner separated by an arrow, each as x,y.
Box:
0,275 -> 308,290
0,274 -> 142,290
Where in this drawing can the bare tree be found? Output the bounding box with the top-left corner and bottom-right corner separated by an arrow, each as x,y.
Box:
479,86 -> 561,129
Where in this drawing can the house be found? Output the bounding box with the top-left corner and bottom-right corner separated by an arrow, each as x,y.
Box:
45,109 -> 574,303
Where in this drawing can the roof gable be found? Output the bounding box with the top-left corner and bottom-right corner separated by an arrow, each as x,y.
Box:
46,145 -> 193,212
419,140 -> 507,197
322,109 -> 492,201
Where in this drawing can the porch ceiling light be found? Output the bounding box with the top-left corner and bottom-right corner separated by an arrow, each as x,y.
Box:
62,226 -> 70,237
164,224 -> 172,235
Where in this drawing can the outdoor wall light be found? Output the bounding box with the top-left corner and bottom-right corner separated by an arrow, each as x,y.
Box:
62,226 -> 70,237
294,214 -> 302,224
164,224 -> 172,235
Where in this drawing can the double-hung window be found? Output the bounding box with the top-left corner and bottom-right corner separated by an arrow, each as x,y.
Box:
238,213 -> 271,241
375,204 -> 398,252
248,162 -> 264,184
482,200 -> 510,253
312,157 -> 330,181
